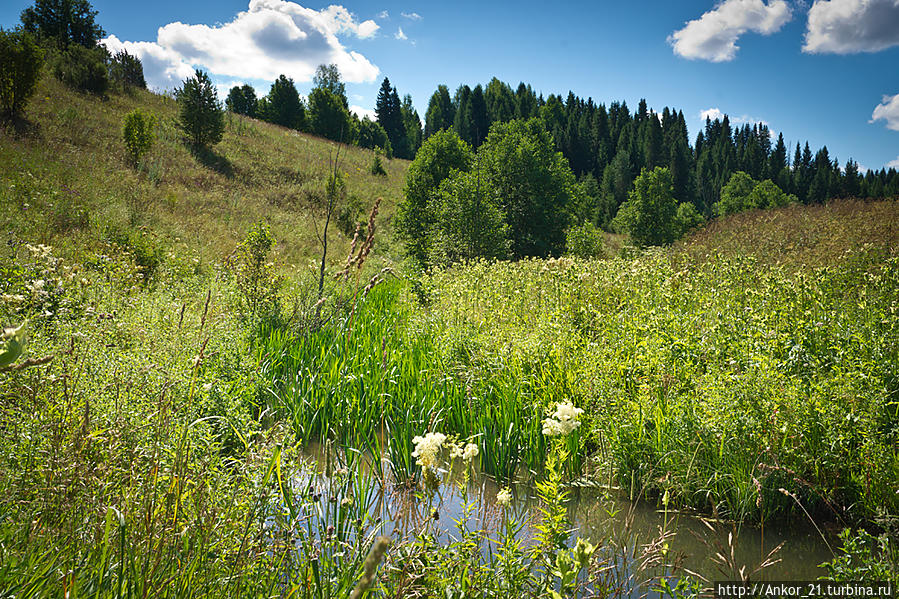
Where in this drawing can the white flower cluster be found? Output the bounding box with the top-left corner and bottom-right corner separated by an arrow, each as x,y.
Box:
449,441 -> 479,463
412,432 -> 446,470
25,244 -> 52,259
542,401 -> 584,437
496,487 -> 513,507
412,433 -> 479,473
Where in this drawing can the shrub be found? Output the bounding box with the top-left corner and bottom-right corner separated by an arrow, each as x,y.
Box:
227,221 -> 282,323
52,43 -> 108,94
175,69 -> 224,149
675,202 -> 705,237
122,108 -> 156,165
0,28 -> 43,119
370,152 -> 387,176
566,221 -> 604,258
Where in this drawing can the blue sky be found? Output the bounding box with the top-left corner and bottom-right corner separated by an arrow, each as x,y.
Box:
4,0 -> 898,170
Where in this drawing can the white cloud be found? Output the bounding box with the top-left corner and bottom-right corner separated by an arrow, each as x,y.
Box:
102,35 -> 195,92
887,157 -> 899,169
102,1 -> 380,92
394,27 -> 407,40
700,107 -> 725,121
401,11 -> 422,20
871,93 -> 899,131
350,104 -> 377,121
669,0 -> 792,62
377,10 -> 389,19
804,0 -> 899,54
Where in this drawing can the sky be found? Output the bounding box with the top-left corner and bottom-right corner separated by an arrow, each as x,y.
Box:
4,0 -> 898,171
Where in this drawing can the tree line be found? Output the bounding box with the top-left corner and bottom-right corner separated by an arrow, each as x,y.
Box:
416,78 -> 899,228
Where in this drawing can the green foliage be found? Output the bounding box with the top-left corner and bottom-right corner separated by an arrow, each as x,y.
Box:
477,118 -> 576,258
258,74 -> 304,130
104,226 -> 164,279
20,0 -> 104,48
356,116 -> 391,155
0,28 -> 43,118
312,63 -> 347,107
819,529 -> 898,585
718,171 -> 797,216
748,178 -> 797,209
308,87 -> 351,142
675,202 -> 705,236
430,166 -> 510,265
227,221 -> 282,323
565,221 -> 604,258
369,151 -> 386,176
108,48 -> 145,89
175,69 -> 224,149
52,43 -> 108,94
396,128 -> 474,266
612,166 -> 679,246
225,84 -> 256,117
121,108 -> 156,165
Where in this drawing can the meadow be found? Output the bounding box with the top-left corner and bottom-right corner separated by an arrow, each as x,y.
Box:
1,77 -> 897,596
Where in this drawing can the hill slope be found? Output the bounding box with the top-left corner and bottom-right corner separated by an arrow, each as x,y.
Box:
0,75 -> 408,267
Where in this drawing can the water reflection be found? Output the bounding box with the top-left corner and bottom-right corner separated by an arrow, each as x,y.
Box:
294,445 -> 835,583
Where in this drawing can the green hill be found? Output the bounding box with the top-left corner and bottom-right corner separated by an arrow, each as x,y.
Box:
0,75 -> 409,267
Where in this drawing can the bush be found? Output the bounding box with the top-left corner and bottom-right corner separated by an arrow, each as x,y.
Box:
675,202 -> 705,237
122,108 -> 156,165
566,221 -> 604,258
0,28 -> 43,119
227,221 -> 282,323
52,44 -> 108,94
370,152 -> 387,176
175,69 -> 224,149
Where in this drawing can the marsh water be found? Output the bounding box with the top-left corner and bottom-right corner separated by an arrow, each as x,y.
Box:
297,445 -> 835,582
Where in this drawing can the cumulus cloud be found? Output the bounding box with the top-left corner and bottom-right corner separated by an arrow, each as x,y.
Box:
394,27 -> 408,40
887,157 -> 899,169
102,1 -> 379,91
871,93 -> 899,130
700,107 -> 725,121
669,0 -> 792,62
804,0 -> 899,54
401,11 -> 422,20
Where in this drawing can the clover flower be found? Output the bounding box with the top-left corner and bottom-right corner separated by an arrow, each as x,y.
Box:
411,432 -> 446,470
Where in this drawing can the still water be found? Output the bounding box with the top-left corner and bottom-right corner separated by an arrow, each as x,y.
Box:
297,446 -> 836,583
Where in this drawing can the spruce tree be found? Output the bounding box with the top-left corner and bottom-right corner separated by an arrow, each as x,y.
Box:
175,69 -> 224,149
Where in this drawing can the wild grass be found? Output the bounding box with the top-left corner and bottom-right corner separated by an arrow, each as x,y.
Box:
0,74 -> 409,269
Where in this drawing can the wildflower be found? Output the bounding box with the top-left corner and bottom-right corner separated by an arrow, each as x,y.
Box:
542,401 -> 583,437
202,382 -> 213,392
412,432 -> 446,470
462,443 -> 479,462
496,487 -> 513,507
1,294 -> 25,305
448,442 -> 464,460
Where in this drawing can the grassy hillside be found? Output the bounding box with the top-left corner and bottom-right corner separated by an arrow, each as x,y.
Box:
0,75 -> 409,268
